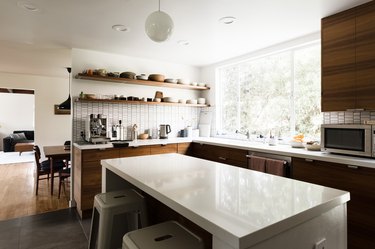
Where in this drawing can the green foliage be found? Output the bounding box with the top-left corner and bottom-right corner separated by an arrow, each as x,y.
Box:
218,44 -> 321,140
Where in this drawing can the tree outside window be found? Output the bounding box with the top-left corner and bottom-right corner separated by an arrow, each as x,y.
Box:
217,43 -> 321,141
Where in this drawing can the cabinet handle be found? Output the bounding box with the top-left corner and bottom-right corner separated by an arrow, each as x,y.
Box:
305,159 -> 314,162
218,156 -> 227,161
347,165 -> 359,169
346,108 -> 365,111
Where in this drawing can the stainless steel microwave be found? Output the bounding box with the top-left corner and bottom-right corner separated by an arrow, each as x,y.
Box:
321,124 -> 375,158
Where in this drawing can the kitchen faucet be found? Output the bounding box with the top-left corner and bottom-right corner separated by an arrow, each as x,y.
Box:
235,130 -> 250,140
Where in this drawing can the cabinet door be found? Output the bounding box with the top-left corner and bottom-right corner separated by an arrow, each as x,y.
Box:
190,143 -> 247,168
355,2 -> 375,110
119,146 -> 150,157
321,10 -> 356,111
177,142 -> 191,155
292,157 -> 375,249
150,144 -> 177,154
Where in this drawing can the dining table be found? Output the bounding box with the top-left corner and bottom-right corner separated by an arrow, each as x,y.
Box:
43,145 -> 71,195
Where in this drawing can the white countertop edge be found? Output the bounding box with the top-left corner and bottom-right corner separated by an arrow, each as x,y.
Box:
192,138 -> 375,169
73,137 -> 193,150
101,159 -> 350,249
74,136 -> 375,169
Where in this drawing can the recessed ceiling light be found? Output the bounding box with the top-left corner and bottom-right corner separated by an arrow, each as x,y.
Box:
112,24 -> 130,32
17,1 -> 39,12
219,16 -> 236,25
177,40 -> 190,46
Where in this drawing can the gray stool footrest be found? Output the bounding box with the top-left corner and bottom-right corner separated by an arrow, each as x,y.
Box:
123,221 -> 204,249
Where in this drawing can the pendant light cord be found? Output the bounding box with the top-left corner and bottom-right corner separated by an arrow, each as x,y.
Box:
158,0 -> 160,11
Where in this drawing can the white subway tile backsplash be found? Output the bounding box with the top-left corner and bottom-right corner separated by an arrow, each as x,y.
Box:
324,110 -> 375,125
73,102 -> 202,142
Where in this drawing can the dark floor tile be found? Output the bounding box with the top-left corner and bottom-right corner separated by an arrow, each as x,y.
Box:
0,227 -> 20,249
19,210 -> 87,249
79,217 -> 92,240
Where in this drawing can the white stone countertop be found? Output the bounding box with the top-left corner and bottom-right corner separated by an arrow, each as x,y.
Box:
193,137 -> 375,169
73,137 -> 193,150
102,153 -> 350,249
74,136 -> 375,169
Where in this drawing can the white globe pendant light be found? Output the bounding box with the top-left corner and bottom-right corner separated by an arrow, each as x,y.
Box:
145,0 -> 174,42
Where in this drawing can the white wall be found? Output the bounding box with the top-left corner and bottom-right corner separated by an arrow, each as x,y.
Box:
0,93 -> 34,150
0,72 -> 72,156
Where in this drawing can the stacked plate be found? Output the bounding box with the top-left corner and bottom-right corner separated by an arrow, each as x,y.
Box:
163,97 -> 178,103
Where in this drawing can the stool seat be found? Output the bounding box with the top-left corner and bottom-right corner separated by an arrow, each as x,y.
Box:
123,221 -> 204,249
89,189 -> 148,249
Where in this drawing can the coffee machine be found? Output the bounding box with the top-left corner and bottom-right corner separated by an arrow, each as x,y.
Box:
85,114 -> 110,144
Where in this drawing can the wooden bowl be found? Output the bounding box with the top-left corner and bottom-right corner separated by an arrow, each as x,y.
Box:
148,74 -> 165,82
138,133 -> 149,140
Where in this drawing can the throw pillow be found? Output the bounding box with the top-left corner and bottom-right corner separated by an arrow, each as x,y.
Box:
10,132 -> 27,140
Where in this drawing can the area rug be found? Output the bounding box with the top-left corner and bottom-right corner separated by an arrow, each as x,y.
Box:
0,151 -> 34,165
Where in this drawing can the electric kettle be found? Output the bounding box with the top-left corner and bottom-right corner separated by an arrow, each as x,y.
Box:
159,124 -> 171,139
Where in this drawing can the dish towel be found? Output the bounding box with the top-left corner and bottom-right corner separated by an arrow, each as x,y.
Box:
249,156 -> 266,173
265,159 -> 286,176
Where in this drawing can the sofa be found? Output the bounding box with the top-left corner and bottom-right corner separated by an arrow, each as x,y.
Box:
3,130 -> 34,152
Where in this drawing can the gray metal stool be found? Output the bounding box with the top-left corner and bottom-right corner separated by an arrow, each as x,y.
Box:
88,189 -> 148,249
122,221 -> 204,249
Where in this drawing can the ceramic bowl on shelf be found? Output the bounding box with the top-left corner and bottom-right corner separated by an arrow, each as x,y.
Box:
120,71 -> 136,79
154,98 -> 162,102
136,74 -> 148,80
186,99 -> 198,105
190,82 -> 198,86
163,97 -> 178,103
148,74 -> 165,82
197,82 -> 206,87
197,98 -> 206,105
177,78 -> 190,85
164,78 -> 177,84
178,99 -> 186,104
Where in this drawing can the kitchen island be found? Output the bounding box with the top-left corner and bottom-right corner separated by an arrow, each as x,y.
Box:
101,153 -> 350,249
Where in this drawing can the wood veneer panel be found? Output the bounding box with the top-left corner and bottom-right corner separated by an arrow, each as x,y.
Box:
119,146 -> 150,157
321,9 -> 356,111
150,144 -> 178,154
177,142 -> 192,155
355,2 -> 375,110
292,157 -> 375,249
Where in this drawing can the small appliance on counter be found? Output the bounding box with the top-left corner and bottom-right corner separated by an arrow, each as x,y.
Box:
198,110 -> 212,137
85,114 -> 110,144
159,124 -> 171,139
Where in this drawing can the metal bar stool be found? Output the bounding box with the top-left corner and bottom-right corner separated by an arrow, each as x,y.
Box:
122,221 -> 204,249
88,189 -> 148,249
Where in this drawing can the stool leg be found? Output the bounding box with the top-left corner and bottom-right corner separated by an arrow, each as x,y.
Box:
97,209 -> 113,249
88,208 -> 99,249
139,202 -> 148,228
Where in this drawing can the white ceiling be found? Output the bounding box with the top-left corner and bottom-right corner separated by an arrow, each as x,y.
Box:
0,0 -> 371,72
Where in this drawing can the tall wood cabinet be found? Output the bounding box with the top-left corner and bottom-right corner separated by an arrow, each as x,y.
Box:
321,1 -> 375,111
292,157 -> 375,249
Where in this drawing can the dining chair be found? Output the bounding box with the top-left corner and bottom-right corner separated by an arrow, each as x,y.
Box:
58,167 -> 70,199
33,145 -> 65,195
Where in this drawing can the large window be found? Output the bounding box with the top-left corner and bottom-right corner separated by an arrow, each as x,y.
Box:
216,43 -> 321,140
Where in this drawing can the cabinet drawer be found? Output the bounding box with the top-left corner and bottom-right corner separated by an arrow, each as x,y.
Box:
191,143 -> 247,165
119,146 -> 150,157
150,144 -> 178,154
82,148 -> 119,162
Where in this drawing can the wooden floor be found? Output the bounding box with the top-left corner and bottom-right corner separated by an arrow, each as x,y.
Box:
0,161 -> 69,221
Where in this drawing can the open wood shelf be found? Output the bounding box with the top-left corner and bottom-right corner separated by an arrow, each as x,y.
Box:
76,98 -> 210,107
75,74 -> 210,90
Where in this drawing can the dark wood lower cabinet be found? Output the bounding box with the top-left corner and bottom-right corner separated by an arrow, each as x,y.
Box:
292,157 -> 375,249
74,143 -> 180,218
190,143 -> 248,168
